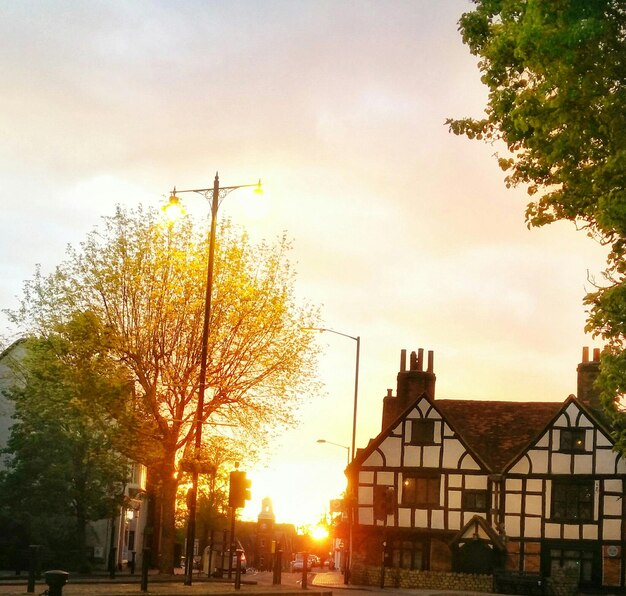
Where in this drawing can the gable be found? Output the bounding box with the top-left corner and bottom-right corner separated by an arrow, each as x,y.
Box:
360,394 -> 481,471
507,397 -> 626,475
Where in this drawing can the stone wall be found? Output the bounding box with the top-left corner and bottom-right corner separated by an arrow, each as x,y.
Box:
350,563 -> 492,593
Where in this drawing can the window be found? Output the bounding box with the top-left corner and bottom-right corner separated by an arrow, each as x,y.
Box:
410,419 -> 435,444
402,474 -> 440,507
559,429 -> 586,452
549,547 -> 594,583
551,480 -> 593,522
390,539 -> 425,570
462,489 -> 488,512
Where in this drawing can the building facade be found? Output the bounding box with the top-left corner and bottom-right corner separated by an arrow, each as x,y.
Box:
0,339 -> 148,571
347,347 -> 626,592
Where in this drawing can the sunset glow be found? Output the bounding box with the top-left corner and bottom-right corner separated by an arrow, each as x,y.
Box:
0,1 -> 608,533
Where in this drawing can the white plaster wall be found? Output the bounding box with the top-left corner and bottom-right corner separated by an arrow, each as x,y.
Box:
442,440 -> 465,468
563,525 -> 579,540
423,445 -> 441,465
404,445 -> 420,464
448,474 -> 462,488
526,494 -> 542,514
595,451 -> 619,474
448,510 -> 460,529
506,494 -> 522,514
544,523 -> 561,539
510,457 -> 530,475
603,519 -> 622,541
359,486 -> 373,505
551,452 -> 571,473
582,525 -> 598,540
364,451 -> 383,466
415,509 -> 428,527
529,450 -> 549,473
505,515 -> 521,537
398,508 -> 411,528
459,452 -> 481,470
431,509 -> 444,529
359,471 -> 374,484
377,471 -> 394,485
507,478 -> 522,491
465,475 -> 487,489
359,508 -> 373,525
604,479 -> 622,492
448,490 -> 461,509
381,438 -> 402,466
573,454 -> 593,474
524,517 -> 541,538
603,495 -> 622,516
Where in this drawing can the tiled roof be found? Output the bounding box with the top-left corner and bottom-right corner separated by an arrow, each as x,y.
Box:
436,399 -> 564,472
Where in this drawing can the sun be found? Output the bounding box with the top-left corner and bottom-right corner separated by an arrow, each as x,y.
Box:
310,525 -> 329,541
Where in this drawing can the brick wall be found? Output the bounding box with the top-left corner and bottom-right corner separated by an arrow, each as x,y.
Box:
350,563 -> 492,592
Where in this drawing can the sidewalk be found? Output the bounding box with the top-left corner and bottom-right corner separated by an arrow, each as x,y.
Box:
0,575 -> 333,596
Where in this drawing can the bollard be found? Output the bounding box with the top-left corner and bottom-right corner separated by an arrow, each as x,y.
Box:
235,549 -> 243,590
272,549 -> 282,585
301,552 -> 308,589
130,551 -> 136,575
44,570 -> 69,596
27,545 -> 40,593
108,546 -> 116,579
140,547 -> 150,592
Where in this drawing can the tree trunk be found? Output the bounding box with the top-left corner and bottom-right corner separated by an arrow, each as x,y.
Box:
147,455 -> 179,574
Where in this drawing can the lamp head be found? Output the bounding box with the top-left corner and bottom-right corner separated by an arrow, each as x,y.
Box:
254,179 -> 263,195
162,189 -> 186,222
316,439 -> 327,444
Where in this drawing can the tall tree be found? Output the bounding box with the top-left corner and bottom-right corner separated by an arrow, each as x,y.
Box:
0,312 -> 130,570
448,1 -> 626,443
8,205 -> 320,572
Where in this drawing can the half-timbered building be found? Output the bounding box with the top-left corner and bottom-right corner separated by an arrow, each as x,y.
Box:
347,347 -> 626,592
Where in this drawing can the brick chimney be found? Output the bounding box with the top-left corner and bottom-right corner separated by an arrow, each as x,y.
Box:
577,347 -> 601,411
382,348 -> 436,430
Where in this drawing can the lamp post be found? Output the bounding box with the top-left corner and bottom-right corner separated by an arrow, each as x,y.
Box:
166,172 -> 261,586
304,328 -> 360,460
304,327 -> 359,584
316,439 -> 350,467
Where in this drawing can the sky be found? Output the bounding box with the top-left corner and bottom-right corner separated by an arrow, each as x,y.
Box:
0,0 -> 608,528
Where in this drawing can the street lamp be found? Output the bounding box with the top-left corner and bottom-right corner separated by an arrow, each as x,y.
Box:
304,327 -> 359,584
317,438 -> 350,466
166,172 -> 262,586
304,328 -> 360,460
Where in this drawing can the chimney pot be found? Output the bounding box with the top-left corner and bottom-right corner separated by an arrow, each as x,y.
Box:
400,349 -> 407,372
417,348 -> 424,371
410,351 -> 417,371
427,350 -> 434,373
582,346 -> 589,363
593,348 -> 601,362
386,388 -> 393,397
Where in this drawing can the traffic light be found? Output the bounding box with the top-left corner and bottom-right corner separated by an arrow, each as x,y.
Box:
229,470 -> 252,509
374,485 -> 395,521
385,487 -> 395,514
243,475 -> 252,502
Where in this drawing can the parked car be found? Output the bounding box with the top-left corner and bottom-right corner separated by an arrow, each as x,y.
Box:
290,552 -> 314,572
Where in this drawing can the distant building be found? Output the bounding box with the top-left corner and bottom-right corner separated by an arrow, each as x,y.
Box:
347,347 -> 626,593
0,338 -> 148,571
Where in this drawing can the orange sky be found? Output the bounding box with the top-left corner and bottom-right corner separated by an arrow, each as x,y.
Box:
0,1 -> 607,528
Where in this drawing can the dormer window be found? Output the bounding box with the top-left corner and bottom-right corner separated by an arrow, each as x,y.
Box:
410,419 -> 435,445
560,428 -> 586,452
